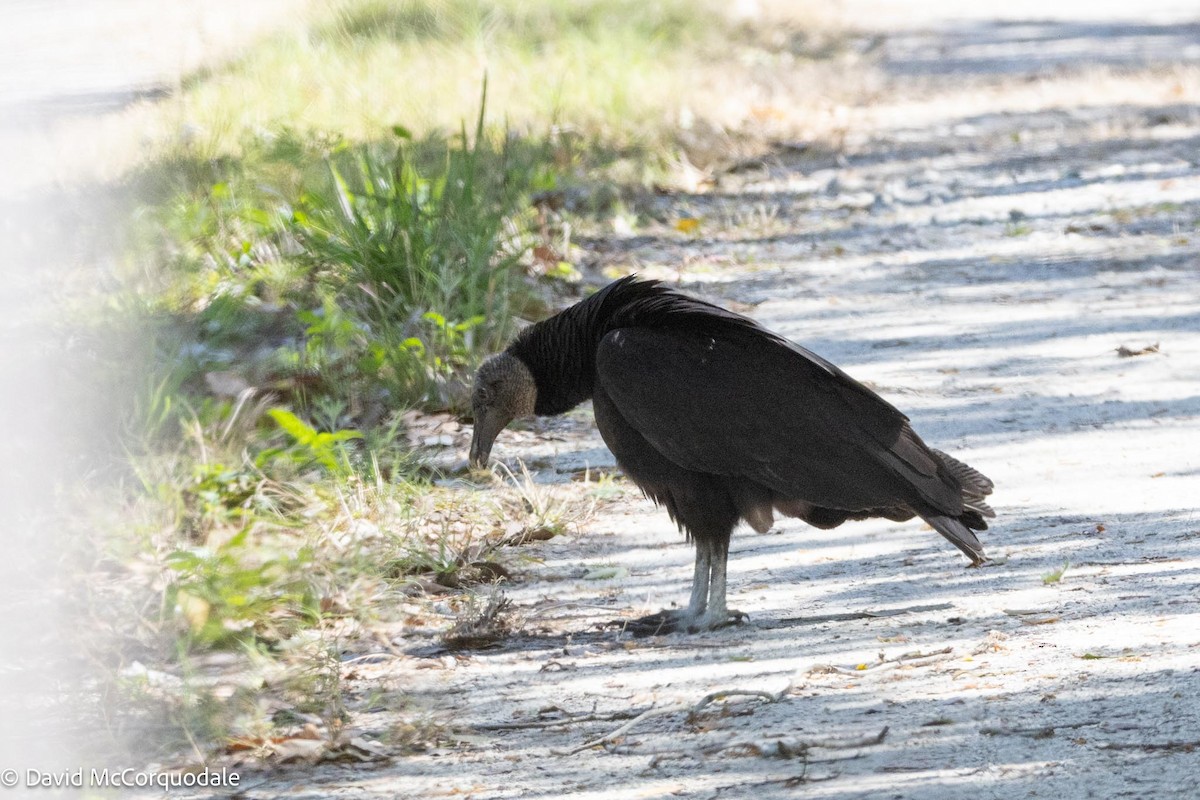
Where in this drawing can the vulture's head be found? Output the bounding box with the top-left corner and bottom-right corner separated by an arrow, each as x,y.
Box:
468,352 -> 537,468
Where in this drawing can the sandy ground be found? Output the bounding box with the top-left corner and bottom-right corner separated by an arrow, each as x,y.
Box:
215,5 -> 1200,799
8,1 -> 1196,798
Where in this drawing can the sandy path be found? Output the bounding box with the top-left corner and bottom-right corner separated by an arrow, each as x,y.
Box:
267,7 -> 1200,799
86,2 -> 1198,797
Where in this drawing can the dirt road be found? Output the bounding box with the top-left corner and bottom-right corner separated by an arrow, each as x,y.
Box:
308,6 -> 1200,799
96,2 -> 1199,797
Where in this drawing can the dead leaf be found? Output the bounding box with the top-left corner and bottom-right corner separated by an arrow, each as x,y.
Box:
532,244 -> 561,264
1115,342 -> 1161,357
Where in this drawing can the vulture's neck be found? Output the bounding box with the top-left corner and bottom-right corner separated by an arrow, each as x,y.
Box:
506,277 -> 759,417
507,287 -> 612,416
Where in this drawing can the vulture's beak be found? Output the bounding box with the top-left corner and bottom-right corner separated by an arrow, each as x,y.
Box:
468,407 -> 509,469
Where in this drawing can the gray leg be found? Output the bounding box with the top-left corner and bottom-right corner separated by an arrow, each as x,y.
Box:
691,537 -> 747,631
685,538 -> 712,619
624,538 -> 714,635
623,533 -> 746,636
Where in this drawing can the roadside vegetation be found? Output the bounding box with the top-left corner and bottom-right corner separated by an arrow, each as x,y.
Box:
91,0 -> 851,765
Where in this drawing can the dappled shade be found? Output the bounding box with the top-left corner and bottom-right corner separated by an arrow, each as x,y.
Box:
470,277 -> 995,633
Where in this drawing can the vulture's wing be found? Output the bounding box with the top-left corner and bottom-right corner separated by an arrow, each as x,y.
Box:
595,325 -> 964,515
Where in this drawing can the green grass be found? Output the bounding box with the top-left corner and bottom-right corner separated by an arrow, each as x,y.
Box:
124,93 -> 554,434
289,105 -> 549,409
1042,560 -> 1071,585
173,0 -> 759,155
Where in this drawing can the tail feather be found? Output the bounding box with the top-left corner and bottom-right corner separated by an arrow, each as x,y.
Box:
932,448 -> 996,520
932,448 -> 994,495
924,513 -> 987,566
967,498 -> 996,520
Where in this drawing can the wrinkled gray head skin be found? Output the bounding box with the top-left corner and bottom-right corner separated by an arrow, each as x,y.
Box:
468,353 -> 537,468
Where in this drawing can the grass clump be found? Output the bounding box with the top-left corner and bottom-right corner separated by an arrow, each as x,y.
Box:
289,104 -> 547,409
128,89 -> 549,423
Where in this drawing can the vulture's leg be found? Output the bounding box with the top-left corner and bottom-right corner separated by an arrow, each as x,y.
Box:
689,534 -> 748,631
684,537 -> 712,619
623,539 -> 711,635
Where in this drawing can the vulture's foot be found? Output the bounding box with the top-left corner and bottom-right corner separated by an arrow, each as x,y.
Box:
618,608 -> 748,637
619,609 -> 686,637
686,608 -> 748,633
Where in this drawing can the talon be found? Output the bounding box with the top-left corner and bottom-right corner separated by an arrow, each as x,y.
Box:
617,610 -> 688,637
685,609 -> 748,633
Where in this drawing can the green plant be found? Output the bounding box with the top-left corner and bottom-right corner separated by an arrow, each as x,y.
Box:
289,87 -> 538,409
294,296 -> 388,398
258,408 -> 363,477
1042,560 -> 1070,585
164,529 -> 318,648
182,462 -> 262,536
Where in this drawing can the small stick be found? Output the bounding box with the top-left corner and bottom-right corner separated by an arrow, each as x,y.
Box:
552,704 -> 688,756
1098,738 -> 1200,752
809,646 -> 954,675
981,720 -> 1099,738
475,709 -> 643,731
698,727 -> 889,759
761,726 -> 889,758
780,602 -> 954,626
551,688 -> 784,756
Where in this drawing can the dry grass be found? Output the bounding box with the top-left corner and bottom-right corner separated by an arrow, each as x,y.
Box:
13,0 -> 862,191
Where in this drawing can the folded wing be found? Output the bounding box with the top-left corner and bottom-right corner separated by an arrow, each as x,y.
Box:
595,325 -> 967,518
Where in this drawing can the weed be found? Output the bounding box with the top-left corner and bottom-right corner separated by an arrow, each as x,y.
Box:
164,529 -> 319,649
1042,560 -> 1070,585
259,408 -> 362,478
493,459 -> 596,542
290,92 -> 542,410
442,590 -> 514,651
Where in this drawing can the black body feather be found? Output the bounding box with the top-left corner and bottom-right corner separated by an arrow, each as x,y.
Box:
498,277 -> 994,627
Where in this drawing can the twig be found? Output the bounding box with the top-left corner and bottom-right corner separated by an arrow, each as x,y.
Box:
551,705 -> 686,756
644,728 -> 887,770
1098,738 -> 1200,753
475,709 -> 643,731
779,602 -> 953,626
342,650 -> 402,665
735,726 -> 889,758
693,689 -> 782,713
523,601 -> 623,619
551,688 -> 784,756
981,720 -> 1099,738
808,646 -> 954,676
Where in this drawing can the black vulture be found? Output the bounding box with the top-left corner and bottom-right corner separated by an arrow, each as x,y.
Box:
469,276 -> 994,633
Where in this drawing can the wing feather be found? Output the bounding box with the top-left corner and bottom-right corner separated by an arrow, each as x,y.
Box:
595,326 -> 963,515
